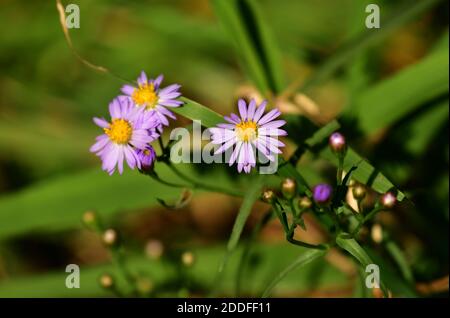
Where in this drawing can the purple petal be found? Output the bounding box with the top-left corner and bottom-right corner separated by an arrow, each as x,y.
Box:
159,84 -> 181,95
229,141 -> 243,165
138,71 -> 148,86
109,99 -> 121,119
153,74 -> 164,90
90,135 -> 109,153
93,117 -> 109,129
121,84 -> 135,96
253,101 -> 267,122
258,109 -> 281,125
238,99 -> 247,121
247,99 -> 256,120
158,100 -> 183,107
260,120 -> 286,129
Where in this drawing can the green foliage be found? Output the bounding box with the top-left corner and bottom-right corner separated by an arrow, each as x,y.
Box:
211,0 -> 285,95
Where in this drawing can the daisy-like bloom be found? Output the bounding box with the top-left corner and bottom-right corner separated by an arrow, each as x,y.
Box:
90,97 -> 159,175
121,71 -> 183,130
210,99 -> 287,174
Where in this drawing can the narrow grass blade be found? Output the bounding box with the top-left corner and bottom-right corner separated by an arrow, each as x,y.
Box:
261,248 -> 327,298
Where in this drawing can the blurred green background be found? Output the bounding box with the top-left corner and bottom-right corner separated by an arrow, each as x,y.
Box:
0,0 -> 448,297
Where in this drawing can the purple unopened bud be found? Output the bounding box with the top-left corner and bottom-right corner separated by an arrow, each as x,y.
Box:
313,184 -> 333,204
380,192 -> 396,208
136,146 -> 156,172
329,132 -> 346,153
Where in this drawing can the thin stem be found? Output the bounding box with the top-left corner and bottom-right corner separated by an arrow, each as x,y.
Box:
351,207 -> 383,236
236,210 -> 273,296
337,155 -> 344,185
158,137 -> 165,154
164,162 -> 243,197
110,247 -> 138,296
148,172 -> 189,189
274,202 -> 327,250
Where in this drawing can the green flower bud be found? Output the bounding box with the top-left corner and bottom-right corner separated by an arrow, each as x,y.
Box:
99,273 -> 115,289
102,228 -> 119,247
352,184 -> 367,201
261,189 -> 276,204
298,197 -> 312,209
281,178 -> 297,199
181,251 -> 195,267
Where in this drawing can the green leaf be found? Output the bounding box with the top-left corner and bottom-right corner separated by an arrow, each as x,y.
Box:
336,233 -> 388,296
261,248 -> 328,297
349,48 -> 449,134
211,0 -> 285,94
0,164 -> 237,240
218,175 -> 265,274
320,147 -> 405,201
384,239 -> 414,284
176,97 -> 223,128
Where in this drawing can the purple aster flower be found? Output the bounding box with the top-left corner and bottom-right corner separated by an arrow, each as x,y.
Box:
209,99 -> 287,174
90,96 -> 159,175
136,145 -> 157,172
313,184 -> 333,204
121,71 -> 183,131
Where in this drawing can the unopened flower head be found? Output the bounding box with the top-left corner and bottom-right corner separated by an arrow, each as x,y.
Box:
121,71 -> 183,131
313,183 -> 333,204
209,99 -> 287,174
381,192 -> 396,208
281,178 -> 297,199
329,132 -> 346,153
90,96 -> 159,175
136,145 -> 157,172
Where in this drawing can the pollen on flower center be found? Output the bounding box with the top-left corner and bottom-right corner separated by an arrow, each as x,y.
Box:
104,119 -> 132,144
235,120 -> 258,142
132,83 -> 159,109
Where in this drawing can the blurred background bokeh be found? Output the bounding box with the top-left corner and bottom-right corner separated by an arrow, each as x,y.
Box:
0,0 -> 448,297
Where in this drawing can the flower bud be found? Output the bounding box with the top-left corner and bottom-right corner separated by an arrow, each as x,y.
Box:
136,277 -> 154,294
99,273 -> 115,289
371,224 -> 383,243
181,251 -> 195,267
136,146 -> 156,173
352,184 -> 366,201
102,228 -> 119,247
82,210 -> 98,229
145,239 -> 164,260
261,189 -> 276,204
313,184 -> 333,204
298,196 -> 312,209
380,192 -> 396,208
281,178 -> 297,199
329,132 -> 347,154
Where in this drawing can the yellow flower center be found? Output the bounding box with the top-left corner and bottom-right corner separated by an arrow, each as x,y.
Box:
132,83 -> 159,109
104,119 -> 132,144
235,120 -> 258,142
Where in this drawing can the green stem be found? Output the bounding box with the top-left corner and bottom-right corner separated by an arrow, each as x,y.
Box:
351,207 -> 383,236
148,172 -> 189,189
274,202 -> 327,250
164,162 -> 243,197
337,155 -> 344,185
236,210 -> 273,296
